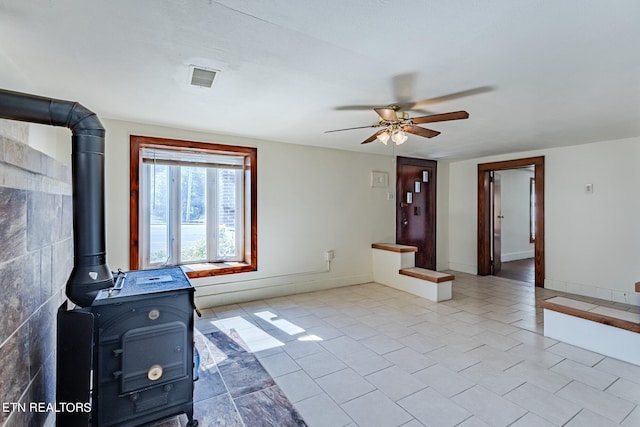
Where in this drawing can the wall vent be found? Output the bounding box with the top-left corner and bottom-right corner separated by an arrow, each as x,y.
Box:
189,66 -> 219,88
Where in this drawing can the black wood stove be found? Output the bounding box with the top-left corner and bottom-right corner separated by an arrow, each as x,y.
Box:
57,267 -> 199,426
0,90 -> 199,426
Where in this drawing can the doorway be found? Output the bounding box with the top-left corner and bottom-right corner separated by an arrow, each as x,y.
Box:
492,169 -> 535,284
477,156 -> 545,287
396,156 -> 437,270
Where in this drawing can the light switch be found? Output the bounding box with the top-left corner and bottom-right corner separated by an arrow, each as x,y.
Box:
584,183 -> 593,194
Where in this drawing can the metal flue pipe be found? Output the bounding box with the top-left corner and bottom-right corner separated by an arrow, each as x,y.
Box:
0,89 -> 113,306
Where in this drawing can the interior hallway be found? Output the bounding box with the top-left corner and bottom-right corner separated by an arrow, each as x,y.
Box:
161,272 -> 640,427
495,258 -> 535,284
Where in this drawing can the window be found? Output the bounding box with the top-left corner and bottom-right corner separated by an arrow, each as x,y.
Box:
130,136 -> 257,278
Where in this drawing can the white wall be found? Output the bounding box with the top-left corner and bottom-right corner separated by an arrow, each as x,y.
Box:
436,161 -> 451,271
0,48 -> 68,162
447,137 -> 640,305
102,119 -> 396,307
499,169 -> 534,262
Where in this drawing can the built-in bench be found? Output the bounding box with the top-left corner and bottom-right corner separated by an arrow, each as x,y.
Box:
541,296 -> 640,366
371,243 -> 453,302
399,267 -> 456,284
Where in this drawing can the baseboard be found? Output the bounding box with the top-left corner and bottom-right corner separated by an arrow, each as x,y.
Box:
195,274 -> 373,308
501,250 -> 534,262
447,262 -> 477,275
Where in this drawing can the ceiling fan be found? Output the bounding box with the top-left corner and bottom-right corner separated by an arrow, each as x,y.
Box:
325,106 -> 469,145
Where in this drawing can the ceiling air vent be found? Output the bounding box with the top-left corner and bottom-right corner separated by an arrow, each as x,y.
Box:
189,66 -> 219,88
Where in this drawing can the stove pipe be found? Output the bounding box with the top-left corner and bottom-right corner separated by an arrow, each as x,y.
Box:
0,89 -> 113,306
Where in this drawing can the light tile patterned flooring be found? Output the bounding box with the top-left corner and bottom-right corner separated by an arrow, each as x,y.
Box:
195,272 -> 640,426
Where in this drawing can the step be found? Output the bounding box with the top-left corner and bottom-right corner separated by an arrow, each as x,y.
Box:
541,297 -> 640,333
541,296 -> 640,365
399,267 -> 455,284
371,243 -> 452,302
371,243 -> 417,253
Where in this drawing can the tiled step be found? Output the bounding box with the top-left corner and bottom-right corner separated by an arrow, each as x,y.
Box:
541,297 -> 639,333
371,243 -> 417,253
541,296 -> 640,365
371,243 -> 453,302
399,267 -> 455,284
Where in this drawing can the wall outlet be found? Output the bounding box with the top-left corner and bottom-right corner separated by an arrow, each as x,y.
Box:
324,250 -> 334,262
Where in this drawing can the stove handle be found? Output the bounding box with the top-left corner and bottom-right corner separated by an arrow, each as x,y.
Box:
108,270 -> 127,297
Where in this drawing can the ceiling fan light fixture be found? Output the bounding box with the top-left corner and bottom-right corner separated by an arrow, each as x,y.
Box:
392,129 -> 408,145
377,131 -> 390,145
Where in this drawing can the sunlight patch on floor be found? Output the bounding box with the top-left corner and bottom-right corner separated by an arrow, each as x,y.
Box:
254,310 -> 306,335
212,311 -> 323,353
212,316 -> 284,353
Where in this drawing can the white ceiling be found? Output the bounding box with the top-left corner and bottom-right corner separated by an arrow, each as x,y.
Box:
1,0 -> 639,160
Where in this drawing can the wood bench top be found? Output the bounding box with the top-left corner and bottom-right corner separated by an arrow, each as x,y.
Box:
371,243 -> 418,253
541,296 -> 640,334
399,267 -> 455,283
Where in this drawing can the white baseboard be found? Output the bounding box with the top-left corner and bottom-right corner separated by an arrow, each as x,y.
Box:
501,250 -> 534,262
447,261 -> 477,275
195,274 -> 372,308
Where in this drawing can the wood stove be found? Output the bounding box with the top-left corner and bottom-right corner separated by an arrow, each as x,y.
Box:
57,267 -> 199,426
0,90 -> 198,426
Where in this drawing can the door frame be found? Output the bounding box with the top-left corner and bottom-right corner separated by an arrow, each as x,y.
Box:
477,156 -> 545,287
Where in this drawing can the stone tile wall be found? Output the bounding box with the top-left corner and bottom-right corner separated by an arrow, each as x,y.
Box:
0,119 -> 72,427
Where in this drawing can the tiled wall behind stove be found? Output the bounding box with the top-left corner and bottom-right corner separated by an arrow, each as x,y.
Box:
0,119 -> 73,427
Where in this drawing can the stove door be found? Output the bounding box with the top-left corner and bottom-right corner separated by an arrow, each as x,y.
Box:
121,321 -> 188,393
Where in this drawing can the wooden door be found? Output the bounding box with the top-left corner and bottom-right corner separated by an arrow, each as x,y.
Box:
396,157 -> 437,270
492,171 -> 502,275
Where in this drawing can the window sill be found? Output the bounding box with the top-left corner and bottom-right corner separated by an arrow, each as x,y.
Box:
181,262 -> 256,279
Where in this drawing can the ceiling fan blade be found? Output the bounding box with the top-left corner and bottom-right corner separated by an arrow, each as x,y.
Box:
336,103 -> 419,111
392,73 -> 416,103
361,130 -> 386,144
411,86 -> 493,109
325,124 -> 378,133
335,105 -> 382,111
403,125 -> 440,139
411,110 -> 469,125
374,107 -> 398,122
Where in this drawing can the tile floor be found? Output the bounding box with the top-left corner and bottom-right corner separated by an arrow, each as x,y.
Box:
177,272 -> 639,426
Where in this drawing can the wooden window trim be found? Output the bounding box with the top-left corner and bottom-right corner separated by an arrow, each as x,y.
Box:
129,135 -> 257,279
